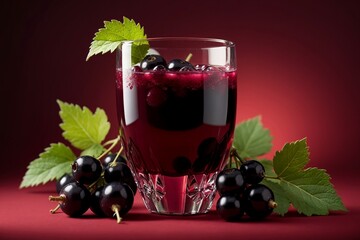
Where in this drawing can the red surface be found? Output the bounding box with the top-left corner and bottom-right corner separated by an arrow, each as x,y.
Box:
1,179 -> 359,240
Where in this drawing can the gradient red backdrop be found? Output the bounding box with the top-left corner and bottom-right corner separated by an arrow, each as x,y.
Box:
2,1 -> 359,183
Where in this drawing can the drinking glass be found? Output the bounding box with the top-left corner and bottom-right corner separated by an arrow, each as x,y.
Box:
115,37 -> 237,215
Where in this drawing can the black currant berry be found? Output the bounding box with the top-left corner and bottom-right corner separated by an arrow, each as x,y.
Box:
197,137 -> 218,158
103,153 -> 127,167
104,162 -> 137,195
192,138 -> 218,173
243,184 -> 277,219
207,132 -> 230,173
90,186 -> 105,217
146,87 -> 168,107
172,156 -> 191,175
216,195 -> 244,221
49,182 -> 90,217
56,173 -> 75,193
240,160 -> 265,184
216,168 -> 244,195
140,54 -> 167,70
72,156 -> 102,185
168,59 -> 195,71
153,65 -> 167,71
100,182 -> 134,223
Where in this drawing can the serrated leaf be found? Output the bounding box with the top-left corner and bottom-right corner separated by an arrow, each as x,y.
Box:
279,168 -> 347,216
261,178 -> 291,215
57,100 -> 110,150
232,116 -> 272,159
131,42 -> 150,65
273,138 -> 309,178
259,160 -> 290,215
20,143 -> 76,188
271,139 -> 347,216
86,17 -> 149,63
81,143 -> 105,157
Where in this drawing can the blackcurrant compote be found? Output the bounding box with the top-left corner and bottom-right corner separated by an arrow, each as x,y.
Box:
116,66 -> 236,214
116,37 -> 237,215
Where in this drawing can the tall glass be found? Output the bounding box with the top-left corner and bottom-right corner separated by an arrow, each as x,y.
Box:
116,37 -> 237,215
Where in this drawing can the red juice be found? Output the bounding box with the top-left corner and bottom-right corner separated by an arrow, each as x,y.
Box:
116,68 -> 237,214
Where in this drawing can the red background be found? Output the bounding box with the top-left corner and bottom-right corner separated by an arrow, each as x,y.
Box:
1,0 -> 359,239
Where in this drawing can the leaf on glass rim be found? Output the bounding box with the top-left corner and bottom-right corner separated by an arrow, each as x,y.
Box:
271,139 -> 347,216
86,17 -> 149,63
57,100 -> 110,150
131,42 -> 151,65
20,143 -> 76,188
232,116 -> 273,159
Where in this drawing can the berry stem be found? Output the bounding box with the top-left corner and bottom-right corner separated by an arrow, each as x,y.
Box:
232,148 -> 245,163
110,145 -> 124,166
87,172 -> 105,193
112,204 -> 122,224
235,156 -> 240,169
98,135 -> 121,159
230,154 -> 240,169
185,53 -> 193,62
49,195 -> 66,202
268,200 -> 278,209
49,204 -> 61,214
103,138 -> 119,146
228,148 -> 245,169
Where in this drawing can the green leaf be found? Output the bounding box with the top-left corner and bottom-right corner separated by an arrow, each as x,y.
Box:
273,138 -> 309,178
81,143 -> 105,157
20,143 -> 76,188
86,17 -> 149,63
271,139 -> 347,216
259,159 -> 290,215
131,42 -> 151,65
232,116 -> 272,159
261,178 -> 291,216
57,100 -> 110,150
279,168 -> 347,216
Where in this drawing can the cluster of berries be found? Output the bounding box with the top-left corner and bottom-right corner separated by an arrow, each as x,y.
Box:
49,154 -> 136,223
215,160 -> 277,221
139,54 -> 224,73
140,54 -> 196,71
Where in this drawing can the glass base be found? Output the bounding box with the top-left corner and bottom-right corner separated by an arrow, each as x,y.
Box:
134,172 -> 218,215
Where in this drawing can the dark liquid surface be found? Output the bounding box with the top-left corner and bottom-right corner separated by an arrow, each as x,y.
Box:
116,69 -> 237,176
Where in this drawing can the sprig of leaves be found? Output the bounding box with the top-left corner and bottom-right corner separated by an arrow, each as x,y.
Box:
20,100 -> 115,188
57,100 -> 109,151
231,117 -> 347,216
86,17 -> 149,63
20,143 -> 76,188
262,139 -> 346,216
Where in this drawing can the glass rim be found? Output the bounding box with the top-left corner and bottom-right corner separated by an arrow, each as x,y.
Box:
121,37 -> 235,48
